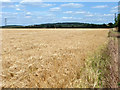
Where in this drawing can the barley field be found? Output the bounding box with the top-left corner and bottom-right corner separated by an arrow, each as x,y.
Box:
1,28 -> 109,88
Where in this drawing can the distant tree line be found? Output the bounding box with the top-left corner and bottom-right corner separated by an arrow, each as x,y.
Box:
1,22 -> 114,28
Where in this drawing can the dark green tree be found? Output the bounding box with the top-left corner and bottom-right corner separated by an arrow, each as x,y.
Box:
114,13 -> 118,27
108,23 -> 114,28
118,14 -> 120,32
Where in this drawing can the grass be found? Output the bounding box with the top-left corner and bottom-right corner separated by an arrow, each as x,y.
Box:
118,82 -> 120,87
71,44 -> 111,88
108,29 -> 120,38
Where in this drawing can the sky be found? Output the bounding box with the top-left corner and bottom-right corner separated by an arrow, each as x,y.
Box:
0,0 -> 120,26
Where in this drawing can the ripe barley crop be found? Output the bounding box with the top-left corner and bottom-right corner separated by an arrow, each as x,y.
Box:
1,29 -> 109,88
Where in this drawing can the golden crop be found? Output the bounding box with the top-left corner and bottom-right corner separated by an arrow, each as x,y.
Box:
1,28 -> 109,88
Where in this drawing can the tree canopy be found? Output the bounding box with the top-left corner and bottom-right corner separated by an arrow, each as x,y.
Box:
1,22 -> 112,28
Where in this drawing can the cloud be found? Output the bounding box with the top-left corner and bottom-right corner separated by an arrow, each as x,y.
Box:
25,16 -> 31,18
25,12 -> 32,17
2,3 -> 25,12
61,17 -> 82,21
111,6 -> 118,13
1,12 -> 20,19
1,0 -> 11,2
92,5 -> 108,8
75,11 -> 86,14
1,0 -> 120,2
112,6 -> 118,9
20,2 -> 55,8
76,11 -> 93,16
15,4 -> 24,11
49,7 -> 61,11
20,0 -> 42,3
26,12 -> 31,15
110,9 -> 118,13
103,14 -> 114,16
62,17 -> 73,19
87,13 -> 114,17
16,8 -> 20,11
64,11 -> 73,14
61,3 -> 84,8
85,14 -> 94,17
2,4 -> 14,8
63,11 -> 86,14
84,12 -> 114,18
41,3 -> 55,7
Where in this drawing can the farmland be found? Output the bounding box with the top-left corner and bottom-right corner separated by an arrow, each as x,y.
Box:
1,28 -> 109,88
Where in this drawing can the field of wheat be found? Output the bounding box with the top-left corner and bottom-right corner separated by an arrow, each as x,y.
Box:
1,28 -> 109,88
